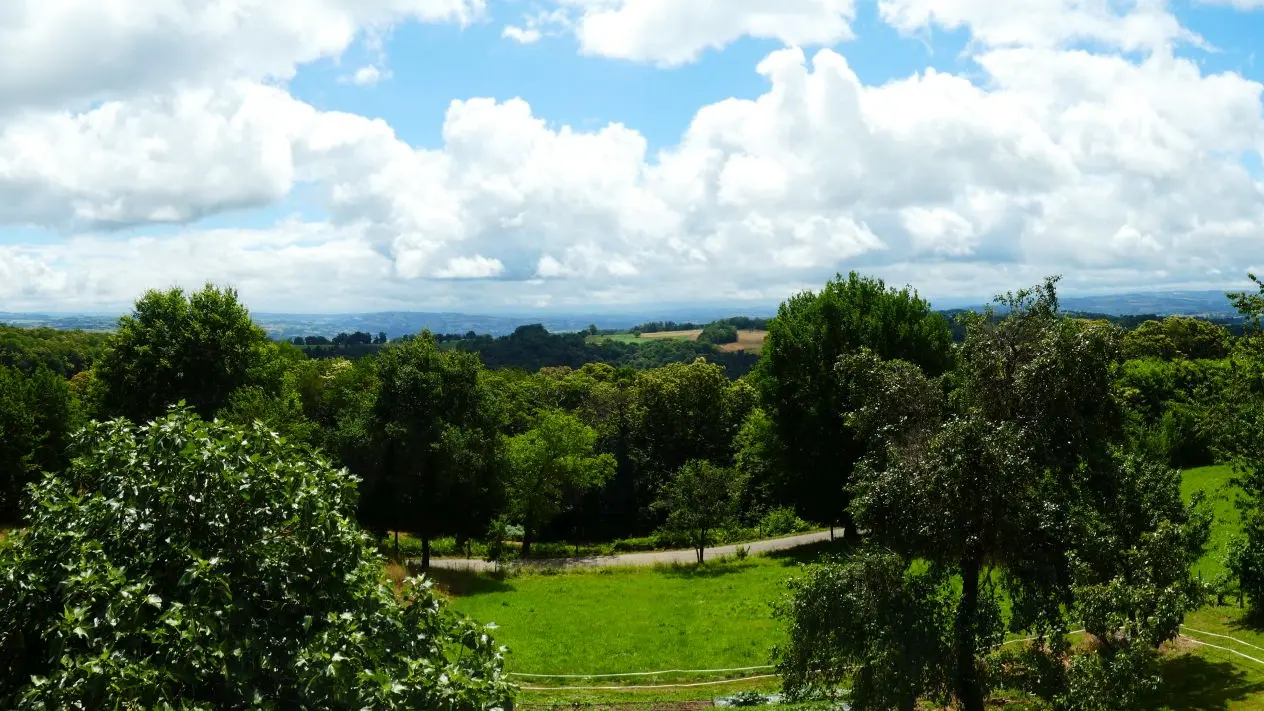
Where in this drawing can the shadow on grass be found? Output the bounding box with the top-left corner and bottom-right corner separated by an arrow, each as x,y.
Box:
763,538 -> 855,566
1158,653 -> 1264,711
655,558 -> 759,579
418,567 -> 517,597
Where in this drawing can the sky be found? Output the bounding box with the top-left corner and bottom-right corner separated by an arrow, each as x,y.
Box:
2,1 -> 1264,314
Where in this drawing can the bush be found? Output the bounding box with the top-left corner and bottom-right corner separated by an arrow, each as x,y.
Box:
0,408 -> 514,710
612,536 -> 659,553
760,506 -> 812,537
698,323 -> 739,345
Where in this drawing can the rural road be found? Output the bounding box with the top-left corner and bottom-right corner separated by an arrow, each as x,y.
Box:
420,530 -> 836,572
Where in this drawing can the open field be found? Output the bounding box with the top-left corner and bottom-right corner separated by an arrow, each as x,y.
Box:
639,329 -> 704,341
430,466 -> 1264,708
718,330 -> 768,354
441,542 -> 848,680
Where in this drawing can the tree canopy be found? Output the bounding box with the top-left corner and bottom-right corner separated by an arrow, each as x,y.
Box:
0,408 -> 513,710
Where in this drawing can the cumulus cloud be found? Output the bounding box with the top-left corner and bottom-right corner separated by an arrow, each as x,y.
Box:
3,0 -> 1264,311
529,0 -> 856,65
0,0 -> 484,112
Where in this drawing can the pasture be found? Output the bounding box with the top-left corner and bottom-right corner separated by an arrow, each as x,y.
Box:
430,466 -> 1264,708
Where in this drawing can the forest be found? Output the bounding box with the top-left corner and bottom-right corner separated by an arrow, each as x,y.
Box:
3,270 -> 1264,709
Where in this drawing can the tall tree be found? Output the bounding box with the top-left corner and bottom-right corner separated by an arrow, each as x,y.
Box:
757,271 -> 954,536
94,284 -> 277,424
373,332 -> 502,568
833,279 -> 1130,710
504,410 -> 615,557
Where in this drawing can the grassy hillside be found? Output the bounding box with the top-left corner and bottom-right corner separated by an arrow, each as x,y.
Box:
1183,464 -> 1244,580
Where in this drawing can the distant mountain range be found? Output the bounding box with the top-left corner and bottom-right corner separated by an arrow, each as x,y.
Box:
0,289 -> 1246,338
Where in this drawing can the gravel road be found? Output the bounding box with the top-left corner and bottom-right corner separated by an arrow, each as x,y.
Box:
418,530 -> 836,573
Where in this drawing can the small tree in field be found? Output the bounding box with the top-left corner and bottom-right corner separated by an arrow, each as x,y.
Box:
0,408 -> 514,710
655,459 -> 745,564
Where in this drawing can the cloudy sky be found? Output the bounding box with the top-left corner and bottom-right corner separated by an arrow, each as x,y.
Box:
2,0 -> 1264,313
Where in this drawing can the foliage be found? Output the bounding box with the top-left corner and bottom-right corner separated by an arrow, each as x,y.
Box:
1121,316 -> 1231,361
0,364 -> 78,524
373,332 -> 504,567
0,324 -> 109,377
505,410 -> 616,556
756,270 -> 954,536
0,408 -> 513,710
758,507 -> 812,537
698,322 -> 739,345
93,284 -> 283,424
837,277 -> 1180,711
776,550 -> 953,711
654,459 -> 746,563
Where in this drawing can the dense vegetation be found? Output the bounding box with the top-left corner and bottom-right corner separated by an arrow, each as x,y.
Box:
3,271 -> 1264,707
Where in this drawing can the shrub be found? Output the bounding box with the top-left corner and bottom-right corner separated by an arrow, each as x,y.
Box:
698,323 -> 739,345
0,408 -> 514,710
760,506 -> 812,537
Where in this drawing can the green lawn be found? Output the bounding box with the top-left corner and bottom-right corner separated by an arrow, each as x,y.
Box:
1183,464 -> 1245,580
438,467 -> 1264,707
443,542 -> 847,681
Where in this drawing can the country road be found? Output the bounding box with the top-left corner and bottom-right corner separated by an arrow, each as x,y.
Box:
417,530 -> 836,572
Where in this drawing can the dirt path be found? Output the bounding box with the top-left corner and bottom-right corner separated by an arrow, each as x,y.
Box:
421,530 -> 836,572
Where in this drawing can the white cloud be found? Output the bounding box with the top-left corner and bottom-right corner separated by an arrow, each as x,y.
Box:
1195,0 -> 1264,8
0,0 -> 484,112
538,0 -> 856,66
4,1 -> 1264,311
433,255 -> 505,279
348,65 -> 391,86
502,25 -> 543,44
877,0 -> 1203,53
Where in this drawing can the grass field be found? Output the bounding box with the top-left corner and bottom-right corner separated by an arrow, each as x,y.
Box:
435,467 -> 1264,708
442,542 -> 845,680
1183,464 -> 1244,580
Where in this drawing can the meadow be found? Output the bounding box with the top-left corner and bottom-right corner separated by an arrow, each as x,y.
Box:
431,466 -> 1264,708
590,329 -> 768,354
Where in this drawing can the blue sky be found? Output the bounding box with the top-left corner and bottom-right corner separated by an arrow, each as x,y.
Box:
2,0 -> 1264,313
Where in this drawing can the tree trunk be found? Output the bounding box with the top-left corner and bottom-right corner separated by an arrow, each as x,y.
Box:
521,528 -> 533,558
829,525 -> 835,541
697,546 -> 705,564
954,553 -> 985,711
394,530 -> 400,559
421,531 -> 431,570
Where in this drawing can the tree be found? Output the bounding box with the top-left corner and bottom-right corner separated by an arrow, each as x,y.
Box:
0,408 -> 514,709
832,278 -> 1135,710
698,322 -> 738,345
505,410 -> 615,557
757,271 -> 954,537
0,365 -> 77,524
629,358 -> 751,528
776,550 -> 952,711
654,459 -> 745,563
1121,316 -> 1231,361
94,284 -> 276,424
373,332 -> 503,568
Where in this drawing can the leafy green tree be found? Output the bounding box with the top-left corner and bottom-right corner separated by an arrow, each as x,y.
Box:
0,365 -> 78,524
373,332 -> 503,568
698,322 -> 738,345
505,410 -> 615,557
834,279 -> 1132,710
629,358 -> 752,527
757,271 -> 954,537
654,459 -> 745,563
776,550 -> 952,711
733,406 -> 781,524
0,408 -> 514,710
1121,316 -> 1232,361
94,284 -> 280,424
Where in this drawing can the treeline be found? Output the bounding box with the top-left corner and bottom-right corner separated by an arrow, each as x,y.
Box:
297,323 -> 760,378
630,315 -> 769,334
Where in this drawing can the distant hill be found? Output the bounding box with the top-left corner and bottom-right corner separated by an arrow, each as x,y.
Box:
0,290 -> 1246,339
